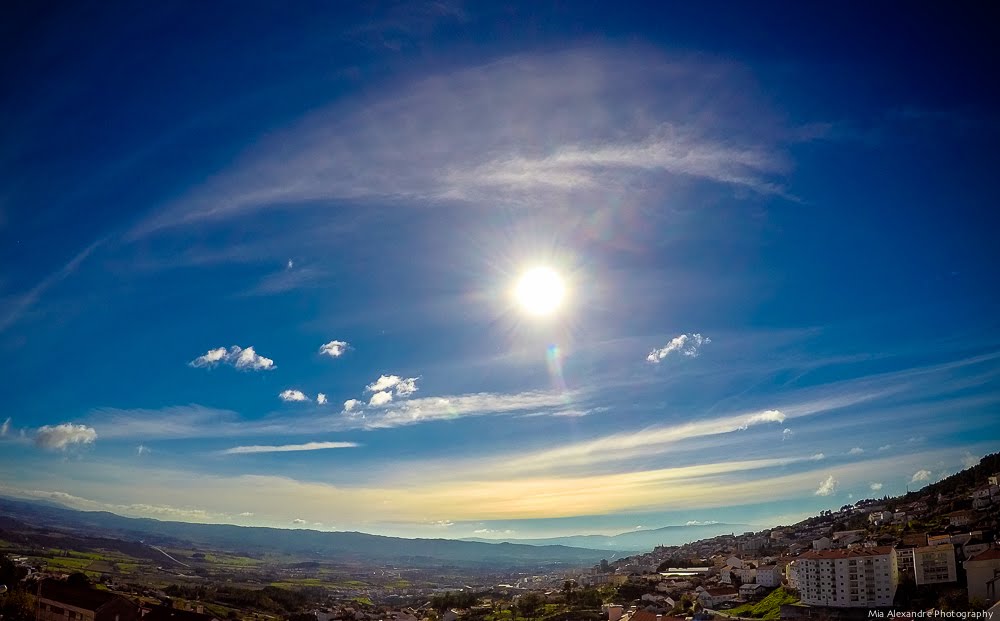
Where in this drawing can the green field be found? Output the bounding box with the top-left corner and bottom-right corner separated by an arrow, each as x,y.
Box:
727,587 -> 799,620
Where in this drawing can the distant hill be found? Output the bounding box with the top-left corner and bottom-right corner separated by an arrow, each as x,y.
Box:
0,496 -> 608,569
462,522 -> 753,551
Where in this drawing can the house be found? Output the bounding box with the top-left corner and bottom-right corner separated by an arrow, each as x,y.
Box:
947,510 -> 974,528
966,548 -> 1000,604
832,530 -> 866,547
37,580 -> 140,621
895,546 -> 916,574
698,587 -> 739,608
812,536 -> 832,551
912,544 -> 957,585
927,534 -> 952,547
739,583 -> 770,600
141,606 -> 219,621
869,511 -> 893,526
756,564 -> 783,587
793,547 -> 898,608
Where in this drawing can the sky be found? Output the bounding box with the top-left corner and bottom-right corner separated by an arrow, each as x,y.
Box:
1,2 -> 999,541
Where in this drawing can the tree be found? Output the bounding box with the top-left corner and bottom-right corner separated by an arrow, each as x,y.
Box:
515,593 -> 543,619
562,580 -> 576,604
0,588 -> 35,621
66,573 -> 92,589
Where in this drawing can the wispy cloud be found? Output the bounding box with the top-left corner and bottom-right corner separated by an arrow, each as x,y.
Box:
189,345 -> 276,371
870,482 -> 883,491
848,447 -> 864,455
647,333 -> 711,363
279,389 -> 309,402
221,441 -> 360,455
319,340 -> 350,358
815,475 -> 838,496
35,424 -> 98,450
0,417 -> 10,436
910,469 -> 932,483
131,47 -> 790,237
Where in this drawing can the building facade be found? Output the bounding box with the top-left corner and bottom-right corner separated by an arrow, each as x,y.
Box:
913,544 -> 957,585
794,547 -> 898,608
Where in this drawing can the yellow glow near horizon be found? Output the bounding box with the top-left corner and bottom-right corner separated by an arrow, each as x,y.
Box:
514,267 -> 566,316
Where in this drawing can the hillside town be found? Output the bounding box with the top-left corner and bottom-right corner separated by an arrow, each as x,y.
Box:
2,460 -> 999,621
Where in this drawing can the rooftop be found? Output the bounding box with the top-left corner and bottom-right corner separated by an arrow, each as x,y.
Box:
968,549 -> 1000,562
38,581 -> 128,612
798,546 -> 894,560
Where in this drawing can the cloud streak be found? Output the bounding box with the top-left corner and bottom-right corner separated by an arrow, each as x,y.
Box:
34,424 -> 98,450
132,47 -> 790,237
221,441 -> 360,455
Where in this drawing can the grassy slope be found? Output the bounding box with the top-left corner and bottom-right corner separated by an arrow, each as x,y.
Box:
727,588 -> 799,620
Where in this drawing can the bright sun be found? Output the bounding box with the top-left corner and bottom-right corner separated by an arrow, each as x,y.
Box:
514,267 -> 566,316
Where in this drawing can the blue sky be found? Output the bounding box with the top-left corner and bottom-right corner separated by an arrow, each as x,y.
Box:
1,2 -> 999,540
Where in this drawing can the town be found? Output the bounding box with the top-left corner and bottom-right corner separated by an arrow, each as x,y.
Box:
2,455 -> 998,621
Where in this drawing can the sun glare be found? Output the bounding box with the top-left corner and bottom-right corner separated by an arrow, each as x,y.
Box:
514,267 -> 566,316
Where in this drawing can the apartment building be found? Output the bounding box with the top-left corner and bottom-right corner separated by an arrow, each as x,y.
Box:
913,544 -> 957,585
794,547 -> 898,608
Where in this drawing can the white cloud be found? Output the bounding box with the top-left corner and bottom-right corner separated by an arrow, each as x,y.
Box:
369,391 -> 393,407
811,453 -> 826,461
239,511 -> 254,517
136,444 -> 149,456
910,469 -> 932,483
782,428 -> 793,440
221,441 -> 360,455
962,452 -> 979,469
685,520 -> 719,526
189,345 -> 275,371
848,447 -> 864,455
429,520 -> 454,528
878,444 -> 893,452
365,374 -> 419,396
343,399 -> 360,412
319,340 -> 349,358
647,333 -> 711,363
0,417 -> 10,436
474,528 -> 515,535
870,482 -> 883,491
286,259 -> 294,269
316,393 -> 328,405
291,518 -> 307,525
35,424 -> 98,450
815,475 -> 839,496
279,389 -> 309,402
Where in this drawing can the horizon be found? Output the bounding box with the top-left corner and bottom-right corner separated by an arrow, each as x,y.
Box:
2,2 -> 999,541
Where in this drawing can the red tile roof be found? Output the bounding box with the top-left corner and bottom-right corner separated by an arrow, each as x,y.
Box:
968,549 -> 1000,562
798,546 -> 894,560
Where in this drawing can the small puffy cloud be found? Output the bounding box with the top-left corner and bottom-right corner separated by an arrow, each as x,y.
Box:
646,333 -> 711,363
365,374 -> 420,396
316,393 -> 328,405
878,444 -> 893,452
848,447 -> 864,455
815,475 -> 838,496
343,399 -> 360,412
286,259 -> 294,269
189,345 -> 275,371
35,423 -> 98,450
782,428 -> 793,440
911,469 -> 932,483
0,417 -> 10,436
279,389 -> 309,402
811,453 -> 826,461
870,482 -> 883,491
319,340 -> 350,358
291,518 -> 307,525
136,444 -> 149,456
369,391 -> 393,407
429,520 -> 454,527
395,377 -> 419,397
239,511 -> 254,517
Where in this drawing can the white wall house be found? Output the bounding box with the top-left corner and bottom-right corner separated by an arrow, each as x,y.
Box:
756,564 -> 783,587
913,544 -> 957,585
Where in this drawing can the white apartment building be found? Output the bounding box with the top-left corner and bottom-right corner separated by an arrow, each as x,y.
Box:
913,544 -> 957,585
794,547 -> 898,608
756,564 -> 783,587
